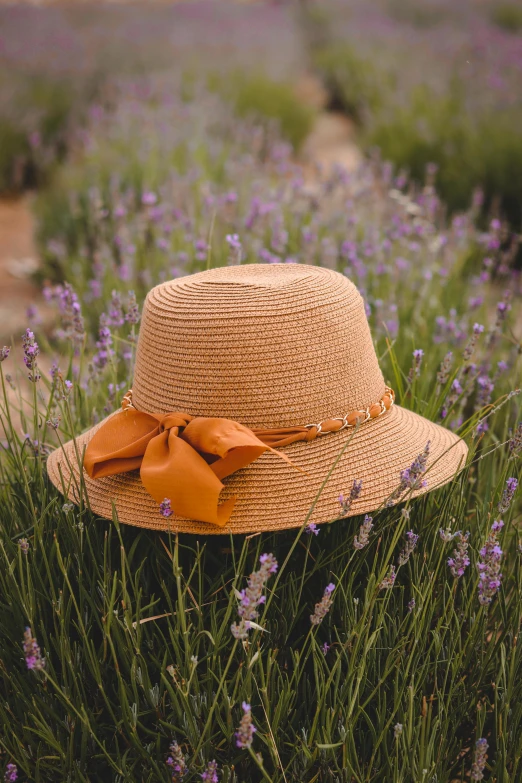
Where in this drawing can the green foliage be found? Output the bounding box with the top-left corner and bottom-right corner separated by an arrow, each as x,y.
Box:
388,0 -> 450,29
228,73 -> 316,151
491,3 -> 522,33
0,73 -> 97,193
369,88 -> 522,222
2,71 -> 522,783
312,43 -> 522,226
0,318 -> 521,781
312,44 -> 384,122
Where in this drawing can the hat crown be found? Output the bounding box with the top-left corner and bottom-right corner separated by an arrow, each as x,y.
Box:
132,264 -> 385,428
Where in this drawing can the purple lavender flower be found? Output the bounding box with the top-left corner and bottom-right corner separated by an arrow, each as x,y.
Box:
305,522 -> 320,536
0,346 -> 11,362
495,299 -> 511,325
18,538 -> 29,555
475,375 -> 495,411
107,290 -> 125,327
494,360 -> 509,380
470,738 -> 488,781
439,527 -> 458,543
407,598 -> 415,612
339,479 -> 363,516
235,702 -> 256,749
407,348 -> 424,384
387,443 -> 430,505
22,329 -> 40,382
353,515 -> 373,550
509,423 -> 522,458
379,565 -> 396,590
201,760 -> 219,782
23,627 -> 45,670
397,530 -> 419,566
142,190 -> 158,206
436,352 -> 453,388
321,641 -> 330,655
447,532 -> 470,577
310,583 -> 335,625
225,233 -> 242,265
498,477 -> 518,514
166,740 -> 187,781
477,521 -> 503,606
49,283 -> 85,350
231,554 -> 278,639
92,316 -> 114,371
159,499 -> 173,518
463,323 -> 484,362
4,764 -> 18,782
194,238 -> 208,262
125,290 -> 141,325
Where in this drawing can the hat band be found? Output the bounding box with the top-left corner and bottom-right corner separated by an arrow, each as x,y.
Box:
82,387 -> 394,528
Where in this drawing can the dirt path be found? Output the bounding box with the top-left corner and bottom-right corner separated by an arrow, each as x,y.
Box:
296,73 -> 362,175
0,195 -> 52,346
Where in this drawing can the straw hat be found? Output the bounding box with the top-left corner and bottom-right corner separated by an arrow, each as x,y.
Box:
47,264 -> 468,534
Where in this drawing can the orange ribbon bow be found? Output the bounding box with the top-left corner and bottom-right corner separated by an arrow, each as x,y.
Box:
83,387 -> 394,527
83,407 -> 300,527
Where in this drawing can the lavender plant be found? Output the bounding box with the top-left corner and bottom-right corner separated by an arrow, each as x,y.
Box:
0,70 -> 521,783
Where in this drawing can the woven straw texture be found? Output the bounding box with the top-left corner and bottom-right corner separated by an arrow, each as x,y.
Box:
47,264 -> 468,534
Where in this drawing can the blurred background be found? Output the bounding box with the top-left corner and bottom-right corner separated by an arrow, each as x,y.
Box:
1,0 -> 521,345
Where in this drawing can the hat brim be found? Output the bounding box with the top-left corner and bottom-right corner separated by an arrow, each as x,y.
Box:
46,405 -> 468,535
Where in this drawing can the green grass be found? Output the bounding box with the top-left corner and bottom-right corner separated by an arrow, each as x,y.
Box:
0,335 -> 521,781
227,73 -> 316,151
309,35 -> 522,228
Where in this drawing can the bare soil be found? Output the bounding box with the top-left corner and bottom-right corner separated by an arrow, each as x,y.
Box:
0,195 -> 53,346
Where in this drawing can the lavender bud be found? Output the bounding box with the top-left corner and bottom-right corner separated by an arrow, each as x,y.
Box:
379,565 -> 396,590
462,323 -> 484,362
23,627 -> 45,671
397,530 -> 419,566
498,477 -> 517,514
159,498 -> 173,518
477,521 -> 503,606
470,738 -> 488,781
353,515 -> 373,550
310,583 -> 335,625
387,443 -> 430,506
447,532 -> 470,578
166,739 -> 187,781
201,760 -> 219,782
226,233 -> 242,265
22,329 -> 40,383
4,764 -> 18,782
235,702 -> 256,749
125,290 -> 141,325
339,479 -> 363,515
231,554 -> 278,639
508,423 -> 522,458
436,352 -> 453,388
407,348 -> 424,384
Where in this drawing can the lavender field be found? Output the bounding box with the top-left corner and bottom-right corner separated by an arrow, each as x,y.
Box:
0,2 -> 521,782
